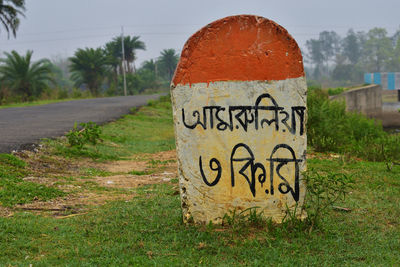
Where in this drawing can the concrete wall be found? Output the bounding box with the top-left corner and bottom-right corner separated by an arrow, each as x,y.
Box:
330,84 -> 382,117
364,72 -> 400,90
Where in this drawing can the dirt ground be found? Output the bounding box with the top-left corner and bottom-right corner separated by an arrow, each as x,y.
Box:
1,149 -> 179,218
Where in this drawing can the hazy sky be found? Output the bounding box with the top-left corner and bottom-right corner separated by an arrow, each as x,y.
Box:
0,0 -> 399,66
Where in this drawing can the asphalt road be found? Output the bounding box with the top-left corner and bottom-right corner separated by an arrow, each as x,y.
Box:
0,94 -> 161,153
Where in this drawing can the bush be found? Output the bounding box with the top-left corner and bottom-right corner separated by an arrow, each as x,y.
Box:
327,87 -> 345,96
307,87 -> 400,165
302,171 -> 354,229
66,122 -> 102,150
57,88 -> 69,99
283,170 -> 354,232
71,88 -> 83,98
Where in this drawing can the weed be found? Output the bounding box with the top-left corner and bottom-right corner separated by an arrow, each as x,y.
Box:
219,170 -> 354,234
282,170 -> 354,233
281,202 -> 305,232
66,121 -> 102,150
378,135 -> 400,171
222,207 -> 265,230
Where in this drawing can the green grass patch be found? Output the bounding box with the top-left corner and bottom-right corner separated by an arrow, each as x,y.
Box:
0,154 -> 65,207
0,97 -> 93,109
0,154 -> 26,168
128,170 -> 153,176
0,158 -> 399,265
82,167 -> 113,177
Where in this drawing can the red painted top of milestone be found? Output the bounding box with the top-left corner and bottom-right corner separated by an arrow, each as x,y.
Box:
172,15 -> 305,86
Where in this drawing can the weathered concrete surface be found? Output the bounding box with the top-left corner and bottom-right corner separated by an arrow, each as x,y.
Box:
377,90 -> 400,128
172,80 -> 307,223
171,15 -> 307,224
330,85 -> 400,128
330,84 -> 382,118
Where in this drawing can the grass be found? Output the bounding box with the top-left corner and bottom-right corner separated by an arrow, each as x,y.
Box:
0,97 -> 94,109
128,170 -> 153,176
0,95 -> 399,265
0,158 -> 399,265
0,154 -> 65,207
82,167 -> 113,177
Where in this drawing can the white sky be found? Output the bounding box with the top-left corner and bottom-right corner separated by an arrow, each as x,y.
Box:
0,0 -> 399,66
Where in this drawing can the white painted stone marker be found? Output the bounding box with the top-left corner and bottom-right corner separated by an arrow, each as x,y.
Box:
171,15 -> 307,224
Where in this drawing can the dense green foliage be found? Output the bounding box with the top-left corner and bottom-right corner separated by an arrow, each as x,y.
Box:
113,35 -> 146,73
327,87 -> 345,96
69,48 -> 110,96
0,50 -> 53,102
158,48 -> 179,81
104,35 -> 146,87
307,87 -> 400,164
0,33 -> 178,105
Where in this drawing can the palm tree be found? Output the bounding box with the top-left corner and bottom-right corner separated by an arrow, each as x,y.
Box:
137,59 -> 158,91
0,0 -> 25,38
0,50 -> 53,101
111,35 -> 146,73
104,40 -> 121,84
69,48 -> 110,96
141,59 -> 156,73
158,49 -> 179,81
124,36 -> 145,73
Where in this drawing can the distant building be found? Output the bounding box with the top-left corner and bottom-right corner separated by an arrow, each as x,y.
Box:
364,72 -> 400,90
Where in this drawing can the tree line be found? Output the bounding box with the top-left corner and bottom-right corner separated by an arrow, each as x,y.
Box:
0,1 -> 180,104
0,36 -> 179,104
305,28 -> 400,87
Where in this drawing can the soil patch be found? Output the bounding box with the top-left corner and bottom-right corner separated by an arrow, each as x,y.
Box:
5,149 -> 178,217
100,150 -> 177,173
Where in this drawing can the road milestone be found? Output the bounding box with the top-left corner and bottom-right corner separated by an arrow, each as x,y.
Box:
171,15 -> 307,224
